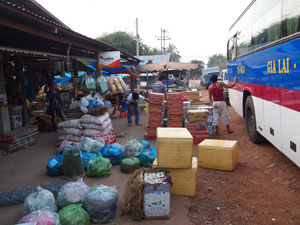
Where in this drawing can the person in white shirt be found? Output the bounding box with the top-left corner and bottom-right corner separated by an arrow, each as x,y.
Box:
126,92 -> 148,126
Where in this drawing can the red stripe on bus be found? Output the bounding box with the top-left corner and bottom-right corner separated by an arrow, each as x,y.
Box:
230,82 -> 300,112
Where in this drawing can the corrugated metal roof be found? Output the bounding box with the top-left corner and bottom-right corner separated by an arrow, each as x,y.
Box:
137,53 -> 171,63
138,61 -> 199,72
0,46 -> 67,59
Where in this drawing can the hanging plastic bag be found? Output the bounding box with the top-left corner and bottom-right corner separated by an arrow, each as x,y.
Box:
83,185 -> 118,224
138,138 -> 150,149
19,207 -> 60,225
96,76 -> 109,95
123,139 -> 144,158
80,136 -> 104,154
47,154 -> 63,177
63,144 -> 84,180
120,157 -> 141,173
117,76 -> 127,90
57,178 -> 89,208
23,186 -> 57,216
85,157 -> 112,177
101,144 -> 123,166
139,147 -> 157,167
59,204 -> 90,225
81,152 -> 98,170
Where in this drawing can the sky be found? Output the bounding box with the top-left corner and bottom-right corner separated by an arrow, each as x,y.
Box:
37,0 -> 251,65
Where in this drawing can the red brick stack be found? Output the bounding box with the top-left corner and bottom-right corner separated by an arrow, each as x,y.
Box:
145,93 -> 164,139
166,93 -> 184,127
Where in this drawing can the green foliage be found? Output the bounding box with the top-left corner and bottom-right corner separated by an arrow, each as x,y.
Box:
96,32 -> 164,56
166,43 -> 181,62
207,53 -> 227,70
189,59 -> 205,79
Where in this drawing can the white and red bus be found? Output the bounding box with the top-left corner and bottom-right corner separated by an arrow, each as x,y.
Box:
227,0 -> 300,166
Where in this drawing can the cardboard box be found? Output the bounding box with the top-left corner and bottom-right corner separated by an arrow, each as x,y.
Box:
153,157 -> 198,197
183,91 -> 200,102
157,128 -> 193,168
198,139 -> 238,171
187,109 -> 208,122
149,93 -> 164,104
11,115 -> 22,130
185,120 -> 207,131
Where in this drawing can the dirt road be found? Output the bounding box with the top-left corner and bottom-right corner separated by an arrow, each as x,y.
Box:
190,87 -> 300,225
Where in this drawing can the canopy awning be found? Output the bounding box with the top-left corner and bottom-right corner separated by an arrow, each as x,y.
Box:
138,61 -> 199,73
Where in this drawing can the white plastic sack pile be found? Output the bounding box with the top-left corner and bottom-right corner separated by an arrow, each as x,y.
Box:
58,119 -> 82,142
23,186 -> 57,216
81,113 -> 113,137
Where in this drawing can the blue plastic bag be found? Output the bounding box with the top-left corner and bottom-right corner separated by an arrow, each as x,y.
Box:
47,154 -> 63,176
139,147 -> 157,167
97,150 -> 103,158
103,100 -> 112,107
87,99 -> 99,109
101,144 -> 123,166
82,152 -> 98,170
138,138 -> 150,150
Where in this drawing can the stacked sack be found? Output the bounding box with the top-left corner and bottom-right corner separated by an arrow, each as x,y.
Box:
185,108 -> 210,144
80,112 -> 113,138
153,128 -> 198,197
145,93 -> 164,139
58,119 -> 82,143
166,93 -> 184,127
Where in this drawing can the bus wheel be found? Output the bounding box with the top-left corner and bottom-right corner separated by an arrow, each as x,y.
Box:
245,96 -> 265,143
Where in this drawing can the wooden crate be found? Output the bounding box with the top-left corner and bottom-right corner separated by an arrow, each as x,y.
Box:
157,128 -> 193,168
198,139 -> 238,171
153,157 -> 198,197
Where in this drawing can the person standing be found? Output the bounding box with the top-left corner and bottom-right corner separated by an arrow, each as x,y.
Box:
126,92 -> 148,126
152,74 -> 166,93
47,83 -> 65,131
208,74 -> 237,135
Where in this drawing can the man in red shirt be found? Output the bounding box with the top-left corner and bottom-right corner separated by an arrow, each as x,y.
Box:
208,74 -> 237,136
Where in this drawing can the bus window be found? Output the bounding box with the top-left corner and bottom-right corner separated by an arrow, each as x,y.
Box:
282,0 -> 300,37
252,0 -> 281,49
232,36 -> 237,61
227,38 -> 233,61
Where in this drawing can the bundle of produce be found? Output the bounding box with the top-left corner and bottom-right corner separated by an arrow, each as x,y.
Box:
57,178 -> 89,208
80,136 -> 104,154
96,76 -> 109,95
107,78 -> 116,93
81,152 -> 98,170
101,144 -> 123,165
117,76 -> 127,89
57,140 -> 73,154
85,157 -> 112,177
138,138 -> 150,149
124,139 -> 144,158
63,144 -> 84,180
83,185 -> 118,224
139,147 -> 157,167
59,204 -> 90,225
47,154 -> 63,177
112,76 -> 123,92
120,157 -> 141,173
18,207 -> 60,225
23,186 -> 57,215
80,76 -> 96,93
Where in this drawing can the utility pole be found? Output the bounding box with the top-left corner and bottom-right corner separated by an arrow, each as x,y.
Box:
136,18 -> 139,57
156,28 -> 171,53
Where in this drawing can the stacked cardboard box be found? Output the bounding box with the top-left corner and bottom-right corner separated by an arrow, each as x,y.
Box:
198,139 -> 238,171
185,109 -> 210,144
145,93 -> 164,139
183,91 -> 200,102
153,128 -> 198,197
197,106 -> 214,135
166,93 -> 184,127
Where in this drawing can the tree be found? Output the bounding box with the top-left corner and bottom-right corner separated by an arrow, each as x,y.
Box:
189,59 -> 205,79
96,31 -> 163,56
166,43 -> 181,62
207,53 -> 227,70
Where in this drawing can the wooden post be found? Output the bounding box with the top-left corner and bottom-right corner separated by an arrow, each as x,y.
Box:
146,72 -> 149,95
96,53 -> 101,79
16,56 -> 29,125
0,54 -> 11,134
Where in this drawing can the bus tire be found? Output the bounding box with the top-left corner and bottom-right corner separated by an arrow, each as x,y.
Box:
245,96 -> 265,143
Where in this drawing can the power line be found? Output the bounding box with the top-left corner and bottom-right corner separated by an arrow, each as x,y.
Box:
156,28 -> 171,53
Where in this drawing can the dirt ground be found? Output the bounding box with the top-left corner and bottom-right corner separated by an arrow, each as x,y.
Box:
189,85 -> 300,225
1,83 -> 300,225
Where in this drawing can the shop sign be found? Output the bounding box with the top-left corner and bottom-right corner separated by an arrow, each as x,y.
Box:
98,51 -> 120,68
